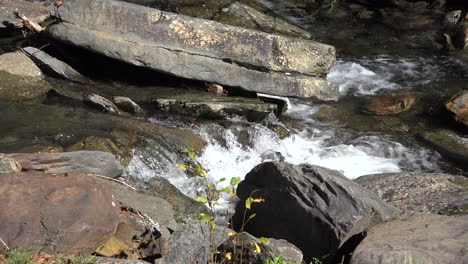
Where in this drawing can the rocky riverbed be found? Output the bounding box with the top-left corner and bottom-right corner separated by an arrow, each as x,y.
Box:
0,0 -> 467,264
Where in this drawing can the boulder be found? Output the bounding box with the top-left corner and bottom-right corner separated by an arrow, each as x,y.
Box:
22,46 -> 88,83
0,51 -> 51,101
113,96 -> 145,115
445,89 -> 468,126
419,129 -> 468,166
159,220 -> 231,264
0,171 -> 120,254
0,154 -> 21,173
365,93 -> 417,115
46,0 -> 339,101
85,94 -> 122,114
355,172 -> 468,215
95,257 -> 152,264
232,162 -> 398,261
8,151 -> 124,177
350,213 -> 468,264
153,88 -> 277,120
0,0 -> 49,29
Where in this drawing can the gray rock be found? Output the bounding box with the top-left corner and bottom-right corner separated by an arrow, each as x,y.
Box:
0,0 -> 49,29
419,129 -> 468,166
0,51 -> 51,102
8,151 -> 124,177
95,257 -> 152,264
85,94 -> 121,114
46,0 -> 339,100
350,213 -> 468,264
22,46 -> 88,83
153,88 -> 277,120
113,96 -> 145,115
355,172 -> 468,215
0,154 -> 21,173
232,162 -> 398,261
162,220 -> 231,264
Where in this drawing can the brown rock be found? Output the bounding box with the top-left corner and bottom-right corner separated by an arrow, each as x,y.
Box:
446,90 -> 468,126
365,93 -> 416,115
0,171 -> 120,254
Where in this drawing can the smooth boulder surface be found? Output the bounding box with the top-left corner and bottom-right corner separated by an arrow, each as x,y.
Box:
446,89 -> 468,126
47,0 -> 339,100
355,172 -> 468,215
350,213 -> 468,264
419,129 -> 468,166
232,162 -> 398,261
0,51 -> 51,101
8,151 -> 124,177
365,93 -> 416,115
0,171 -> 120,254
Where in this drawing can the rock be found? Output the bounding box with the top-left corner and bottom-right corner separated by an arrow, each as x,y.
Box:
67,136 -> 135,167
355,172 -> 468,215
268,124 -> 290,139
47,0 -> 339,101
0,154 -> 21,173
114,96 -> 145,115
218,232 -> 303,264
350,213 -> 468,264
8,151 -> 124,177
0,171 -> 120,254
95,211 -> 167,260
153,88 -> 277,120
22,46 -> 88,83
419,129 -> 468,166
161,220 -> 231,264
85,94 -> 122,114
445,89 -> 468,126
0,51 -> 51,101
365,93 -> 417,115
232,162 -> 398,261
95,257 -> 152,264
0,0 -> 49,29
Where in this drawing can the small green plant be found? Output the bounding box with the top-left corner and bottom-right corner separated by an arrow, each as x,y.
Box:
3,249 -> 33,264
56,255 -> 97,264
176,149 -> 207,177
265,255 -> 296,264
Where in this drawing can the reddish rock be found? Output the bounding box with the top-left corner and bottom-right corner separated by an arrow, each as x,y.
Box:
0,171 -> 120,255
446,90 -> 468,126
366,94 -> 417,115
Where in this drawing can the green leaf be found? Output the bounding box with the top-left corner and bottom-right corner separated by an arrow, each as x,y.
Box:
194,213 -> 212,223
218,177 -> 227,182
217,186 -> 231,193
259,237 -> 270,245
247,213 -> 256,221
195,196 -> 208,203
207,184 -> 214,189
176,164 -> 187,171
245,197 -> 253,209
230,177 -> 241,186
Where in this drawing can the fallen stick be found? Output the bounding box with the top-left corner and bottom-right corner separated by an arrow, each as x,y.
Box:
14,9 -> 46,33
0,237 -> 9,250
87,173 -> 137,191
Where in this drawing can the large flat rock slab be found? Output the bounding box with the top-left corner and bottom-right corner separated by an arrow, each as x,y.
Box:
47,0 -> 338,100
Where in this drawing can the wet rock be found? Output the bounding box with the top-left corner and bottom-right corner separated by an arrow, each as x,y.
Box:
22,46 -> 88,83
160,220 -> 231,264
218,232 -> 303,264
67,136 -> 135,167
0,171 -> 120,254
445,89 -> 468,126
419,129 -> 468,165
114,96 -> 145,115
0,154 -> 21,173
355,172 -> 468,215
153,88 -> 277,120
0,0 -> 49,29
8,150 -> 124,177
47,0 -> 339,101
85,94 -> 122,114
350,213 -> 468,264
0,51 -> 51,101
232,162 -> 398,261
268,124 -> 290,139
365,93 -> 417,115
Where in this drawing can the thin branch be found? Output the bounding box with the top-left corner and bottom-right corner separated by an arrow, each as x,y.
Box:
87,174 -> 137,191
14,9 -> 46,33
0,237 -> 9,250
